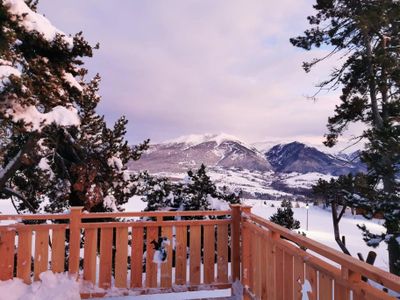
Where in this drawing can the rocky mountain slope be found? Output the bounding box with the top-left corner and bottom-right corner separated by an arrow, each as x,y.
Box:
265,142 -> 366,175
128,133 -> 366,200
129,133 -> 272,173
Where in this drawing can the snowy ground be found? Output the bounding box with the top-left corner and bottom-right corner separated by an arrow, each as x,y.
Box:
244,199 -> 388,271
154,168 -> 335,199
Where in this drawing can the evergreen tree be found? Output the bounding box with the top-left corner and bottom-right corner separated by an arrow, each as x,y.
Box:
291,0 -> 400,274
269,199 -> 300,230
0,0 -> 148,213
141,164 -> 240,214
181,164 -> 217,211
141,172 -> 176,212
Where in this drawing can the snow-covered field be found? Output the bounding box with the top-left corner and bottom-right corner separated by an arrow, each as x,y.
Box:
244,199 -> 388,270
153,168 -> 335,200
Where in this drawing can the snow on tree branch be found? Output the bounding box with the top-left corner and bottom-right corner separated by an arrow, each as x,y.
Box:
4,0 -> 73,46
5,104 -> 80,131
0,64 -> 21,91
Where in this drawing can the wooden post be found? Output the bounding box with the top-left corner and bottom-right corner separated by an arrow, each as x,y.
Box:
240,205 -> 252,300
68,206 -> 83,277
230,204 -> 241,283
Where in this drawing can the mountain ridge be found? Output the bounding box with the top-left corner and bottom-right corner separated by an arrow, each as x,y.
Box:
130,133 -> 365,175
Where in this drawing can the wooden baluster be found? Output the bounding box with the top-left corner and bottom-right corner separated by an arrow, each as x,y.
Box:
217,223 -> 229,283
99,227 -> 113,289
146,226 -> 158,288
241,206 -> 252,300
293,255 -> 304,300
115,227 -> 128,288
17,229 -> 32,284
83,228 -> 97,286
52,228 -> 65,273
230,204 -> 241,282
0,230 -> 16,281
305,264 -> 318,300
319,272 -> 333,300
160,226 -> 173,288
275,245 -> 284,300
175,225 -> 187,285
284,250 -> 294,300
68,206 -> 83,277
203,224 -> 215,284
131,227 -> 144,288
189,225 -> 201,285
34,229 -> 49,281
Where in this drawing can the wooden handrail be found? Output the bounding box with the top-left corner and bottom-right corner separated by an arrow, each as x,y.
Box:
246,213 -> 400,293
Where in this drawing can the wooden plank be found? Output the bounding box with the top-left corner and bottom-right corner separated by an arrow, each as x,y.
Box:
189,225 -> 201,285
0,230 -> 16,281
319,272 -> 333,300
99,227 -> 113,289
254,233 -> 262,298
305,263 -> 318,300
284,251 -> 294,300
216,224 -> 228,283
175,225 -> 187,285
241,223 -> 251,288
131,227 -> 144,288
68,207 -> 82,276
17,230 -> 32,284
250,229 -> 257,293
334,281 -> 350,300
115,227 -> 128,288
261,236 -> 268,300
160,226 -> 173,288
34,229 -> 49,281
83,228 -> 97,285
145,226 -> 158,288
293,255 -> 304,300
230,205 -> 240,282
267,233 -> 276,300
275,246 -> 284,300
51,228 -> 65,273
203,225 -> 215,284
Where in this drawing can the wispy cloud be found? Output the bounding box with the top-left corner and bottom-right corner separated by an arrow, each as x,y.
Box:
38,0 -> 359,149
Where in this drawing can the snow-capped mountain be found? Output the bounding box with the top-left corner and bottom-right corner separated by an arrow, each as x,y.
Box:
128,133 -> 366,200
265,142 -> 366,175
129,133 -> 272,173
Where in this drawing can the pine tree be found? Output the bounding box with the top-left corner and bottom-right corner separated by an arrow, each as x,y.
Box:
291,0 -> 400,275
0,0 -> 148,213
141,172 -> 176,212
269,199 -> 300,230
141,164 -> 240,214
181,164 -> 217,211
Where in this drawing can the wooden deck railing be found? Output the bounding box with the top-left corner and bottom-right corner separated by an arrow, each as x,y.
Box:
0,206 -> 239,298
0,205 -> 399,299
241,206 -> 400,300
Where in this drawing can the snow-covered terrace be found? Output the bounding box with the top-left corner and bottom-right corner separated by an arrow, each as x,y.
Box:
0,206 -> 399,300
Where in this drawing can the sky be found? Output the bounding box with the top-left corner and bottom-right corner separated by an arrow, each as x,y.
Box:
38,0 -> 362,150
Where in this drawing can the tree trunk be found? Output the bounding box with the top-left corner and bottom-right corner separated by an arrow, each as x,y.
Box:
331,201 -> 351,256
386,219 -> 400,276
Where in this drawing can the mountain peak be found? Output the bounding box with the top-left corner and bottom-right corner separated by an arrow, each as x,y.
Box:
163,133 -> 244,147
